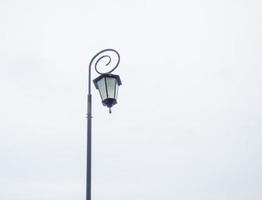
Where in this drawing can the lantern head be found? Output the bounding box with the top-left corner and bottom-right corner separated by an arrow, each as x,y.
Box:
93,73 -> 122,112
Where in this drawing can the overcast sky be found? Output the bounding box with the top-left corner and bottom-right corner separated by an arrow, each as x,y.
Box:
1,0 -> 262,199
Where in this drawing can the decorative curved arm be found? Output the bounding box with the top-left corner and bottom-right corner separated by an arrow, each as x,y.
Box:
88,49 -> 120,94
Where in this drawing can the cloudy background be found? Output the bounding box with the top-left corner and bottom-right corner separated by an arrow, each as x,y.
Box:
1,0 -> 262,199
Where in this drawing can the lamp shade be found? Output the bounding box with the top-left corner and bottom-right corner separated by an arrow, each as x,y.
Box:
93,73 -> 122,109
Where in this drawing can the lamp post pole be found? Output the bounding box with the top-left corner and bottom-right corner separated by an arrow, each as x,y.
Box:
86,92 -> 92,200
86,49 -> 121,200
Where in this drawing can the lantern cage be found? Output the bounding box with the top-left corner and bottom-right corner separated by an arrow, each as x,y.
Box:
93,73 -> 122,111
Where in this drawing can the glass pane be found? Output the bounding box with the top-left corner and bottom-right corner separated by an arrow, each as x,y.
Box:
97,78 -> 107,100
106,77 -> 116,99
115,83 -> 119,99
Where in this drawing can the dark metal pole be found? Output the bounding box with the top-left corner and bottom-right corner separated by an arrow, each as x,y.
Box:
86,85 -> 92,200
86,52 -> 93,200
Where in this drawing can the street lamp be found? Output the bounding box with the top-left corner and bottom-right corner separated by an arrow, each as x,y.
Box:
86,49 -> 121,200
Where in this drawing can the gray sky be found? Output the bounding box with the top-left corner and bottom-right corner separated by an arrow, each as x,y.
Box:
1,0 -> 262,199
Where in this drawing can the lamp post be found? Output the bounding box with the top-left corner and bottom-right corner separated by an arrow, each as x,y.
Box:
86,49 -> 122,200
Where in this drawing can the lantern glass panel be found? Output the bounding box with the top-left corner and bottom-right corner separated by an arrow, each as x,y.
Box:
106,77 -> 116,99
97,78 -> 107,100
115,83 -> 119,99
